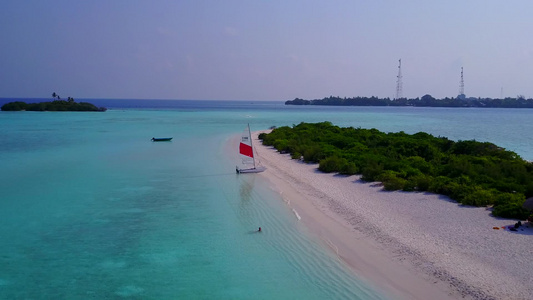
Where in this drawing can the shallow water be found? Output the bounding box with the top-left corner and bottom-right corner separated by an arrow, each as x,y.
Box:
1,100 -> 531,299
0,108 -> 386,299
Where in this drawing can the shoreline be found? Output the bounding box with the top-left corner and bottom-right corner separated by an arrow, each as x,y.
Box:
252,130 -> 533,300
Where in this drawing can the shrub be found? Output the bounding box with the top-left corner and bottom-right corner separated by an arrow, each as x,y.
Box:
492,202 -> 530,219
409,174 -> 432,191
273,139 -> 289,153
447,182 -> 476,202
361,161 -> 383,182
319,156 -> 345,173
378,171 -> 407,191
494,192 -> 525,207
428,176 -> 452,195
461,188 -> 496,206
303,145 -> 323,162
406,156 -> 433,174
291,152 -> 302,160
340,162 -> 358,175
524,182 -> 533,198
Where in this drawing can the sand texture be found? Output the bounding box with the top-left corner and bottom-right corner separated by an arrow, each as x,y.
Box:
252,131 -> 533,300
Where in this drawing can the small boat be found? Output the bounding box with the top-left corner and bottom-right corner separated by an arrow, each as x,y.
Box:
236,124 -> 266,173
151,137 -> 173,142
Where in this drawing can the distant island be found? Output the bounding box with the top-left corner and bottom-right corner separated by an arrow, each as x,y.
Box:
1,93 -> 107,112
286,94 -> 533,108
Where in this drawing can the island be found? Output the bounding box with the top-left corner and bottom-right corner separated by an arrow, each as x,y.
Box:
259,122 -> 533,220
1,93 -> 106,112
286,94 -> 533,108
253,125 -> 533,300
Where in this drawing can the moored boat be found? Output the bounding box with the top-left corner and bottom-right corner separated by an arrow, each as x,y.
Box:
151,137 -> 173,142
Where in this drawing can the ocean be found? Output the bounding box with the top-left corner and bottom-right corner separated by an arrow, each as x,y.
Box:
1,99 -> 532,299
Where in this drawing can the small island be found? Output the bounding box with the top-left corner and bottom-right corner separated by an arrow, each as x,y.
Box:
286,94 -> 533,108
259,122 -> 533,220
1,93 -> 107,112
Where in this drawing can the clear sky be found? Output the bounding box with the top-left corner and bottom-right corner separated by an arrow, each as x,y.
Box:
1,0 -> 532,100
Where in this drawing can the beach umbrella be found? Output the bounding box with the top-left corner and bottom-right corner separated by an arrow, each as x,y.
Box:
523,197 -> 533,211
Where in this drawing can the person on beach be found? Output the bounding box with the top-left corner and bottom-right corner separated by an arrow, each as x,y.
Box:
258,227 -> 261,232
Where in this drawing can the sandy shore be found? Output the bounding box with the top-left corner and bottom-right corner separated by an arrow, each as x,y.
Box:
252,131 -> 533,300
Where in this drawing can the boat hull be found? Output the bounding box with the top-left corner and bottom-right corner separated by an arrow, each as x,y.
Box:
151,137 -> 173,142
236,166 -> 266,173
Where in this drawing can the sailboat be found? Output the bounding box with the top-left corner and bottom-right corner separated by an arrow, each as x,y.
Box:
236,124 -> 266,174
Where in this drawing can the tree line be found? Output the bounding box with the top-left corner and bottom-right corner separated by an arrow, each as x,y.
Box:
259,122 -> 533,220
286,95 -> 533,108
1,93 -> 106,112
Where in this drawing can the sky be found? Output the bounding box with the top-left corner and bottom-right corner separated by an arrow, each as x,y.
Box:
1,0 -> 533,101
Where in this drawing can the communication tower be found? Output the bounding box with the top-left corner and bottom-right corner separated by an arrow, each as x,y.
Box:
458,67 -> 465,99
395,59 -> 403,99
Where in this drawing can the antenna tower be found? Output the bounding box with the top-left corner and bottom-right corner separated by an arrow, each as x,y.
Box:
395,59 -> 403,99
459,67 -> 465,96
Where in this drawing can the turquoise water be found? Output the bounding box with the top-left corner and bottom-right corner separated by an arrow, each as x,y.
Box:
1,101 -> 532,299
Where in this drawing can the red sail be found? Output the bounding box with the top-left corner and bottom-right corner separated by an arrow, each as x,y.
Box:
239,143 -> 253,158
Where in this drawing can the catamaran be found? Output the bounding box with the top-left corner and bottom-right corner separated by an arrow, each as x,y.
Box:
236,124 -> 266,174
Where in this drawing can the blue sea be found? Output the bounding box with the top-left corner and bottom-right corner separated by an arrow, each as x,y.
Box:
1,99 -> 532,299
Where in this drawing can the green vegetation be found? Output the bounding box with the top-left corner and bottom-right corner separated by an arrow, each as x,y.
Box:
1,93 -> 106,112
286,94 -> 533,108
1,100 -> 106,111
259,122 -> 533,219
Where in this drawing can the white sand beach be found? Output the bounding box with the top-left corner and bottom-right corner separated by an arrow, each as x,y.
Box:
251,131 -> 533,300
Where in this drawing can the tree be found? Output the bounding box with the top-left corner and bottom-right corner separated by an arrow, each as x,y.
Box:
52,92 -> 61,100
420,94 -> 436,106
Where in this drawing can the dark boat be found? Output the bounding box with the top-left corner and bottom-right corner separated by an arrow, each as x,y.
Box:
151,137 -> 173,142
